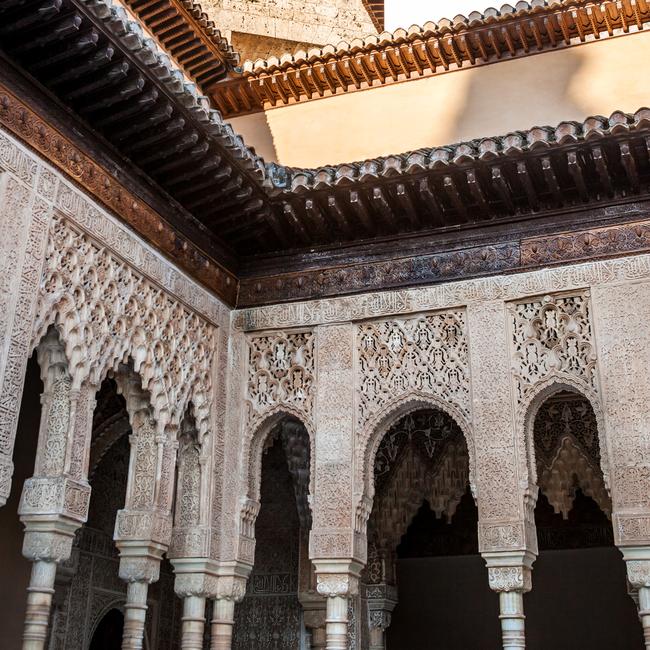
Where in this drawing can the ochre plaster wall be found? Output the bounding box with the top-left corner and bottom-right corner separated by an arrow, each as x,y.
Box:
231,31 -> 650,167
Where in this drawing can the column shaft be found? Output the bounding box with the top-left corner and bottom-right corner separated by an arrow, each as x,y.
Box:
499,591 -> 526,650
22,560 -> 57,650
325,596 -> 348,650
181,595 -> 206,650
122,581 -> 149,650
210,599 -> 235,650
639,586 -> 650,649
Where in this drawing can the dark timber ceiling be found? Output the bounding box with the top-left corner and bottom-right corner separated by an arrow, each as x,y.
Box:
2,0 -> 650,307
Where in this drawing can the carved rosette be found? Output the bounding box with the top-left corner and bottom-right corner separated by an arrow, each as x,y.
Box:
316,573 -> 359,599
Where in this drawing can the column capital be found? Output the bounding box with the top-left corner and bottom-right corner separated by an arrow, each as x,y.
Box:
313,558 -> 363,598
621,546 -> 650,589
483,550 -> 535,594
171,558 -> 220,598
214,560 -> 252,603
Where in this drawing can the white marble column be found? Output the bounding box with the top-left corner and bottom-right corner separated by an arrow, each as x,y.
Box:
171,560 -> 219,650
209,566 -> 249,650
484,553 -> 534,650
18,332 -> 93,650
313,562 -> 362,650
367,584 -> 398,650
622,548 -> 650,649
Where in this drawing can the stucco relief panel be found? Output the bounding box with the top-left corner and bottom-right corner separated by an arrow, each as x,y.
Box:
592,281 -> 650,545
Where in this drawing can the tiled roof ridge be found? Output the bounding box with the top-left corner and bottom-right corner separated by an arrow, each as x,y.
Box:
175,0 -> 240,69
267,107 -> 650,192
81,0 -> 266,179
241,0 -> 582,72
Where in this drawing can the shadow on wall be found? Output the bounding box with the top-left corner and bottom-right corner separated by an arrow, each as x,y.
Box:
447,46 -> 587,145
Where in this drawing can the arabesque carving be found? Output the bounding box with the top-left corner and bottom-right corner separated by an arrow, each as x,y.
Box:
510,293 -> 597,405
357,312 -> 469,429
32,213 -> 218,436
246,331 -> 314,426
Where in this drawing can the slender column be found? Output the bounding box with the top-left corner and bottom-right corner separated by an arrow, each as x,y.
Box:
367,584 -> 397,650
485,553 -> 533,650
122,581 -> 149,650
118,553 -> 162,650
181,595 -> 206,650
171,561 -> 219,650
622,549 -> 650,648
209,568 -> 248,650
324,596 -> 348,650
210,599 -> 236,650
18,334 -> 94,650
314,565 -> 361,650
22,560 -> 57,649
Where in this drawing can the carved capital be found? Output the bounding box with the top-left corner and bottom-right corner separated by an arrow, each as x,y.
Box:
114,509 -> 172,547
174,571 -> 220,598
118,555 -> 162,584
216,575 -> 248,603
487,565 -> 532,593
483,550 -> 535,594
316,573 -> 359,598
19,476 -> 90,522
22,529 -> 74,564
621,547 -> 650,589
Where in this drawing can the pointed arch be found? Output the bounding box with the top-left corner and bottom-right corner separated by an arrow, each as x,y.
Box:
358,392 -> 475,508
518,374 -> 610,494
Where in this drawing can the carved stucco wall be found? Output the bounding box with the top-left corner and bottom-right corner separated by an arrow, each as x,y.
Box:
0,125 -> 230,574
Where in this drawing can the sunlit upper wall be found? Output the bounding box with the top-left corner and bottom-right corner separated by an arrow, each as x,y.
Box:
229,30 -> 650,168
384,0 -> 484,30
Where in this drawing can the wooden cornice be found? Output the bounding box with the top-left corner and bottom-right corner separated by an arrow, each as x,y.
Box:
362,0 -> 384,32
212,0 -> 650,117
123,0 -> 240,91
0,80 -> 239,305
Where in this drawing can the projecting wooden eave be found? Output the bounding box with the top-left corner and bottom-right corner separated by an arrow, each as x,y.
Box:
212,0 -> 650,118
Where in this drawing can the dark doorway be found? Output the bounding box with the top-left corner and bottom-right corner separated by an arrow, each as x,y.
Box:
89,608 -> 124,650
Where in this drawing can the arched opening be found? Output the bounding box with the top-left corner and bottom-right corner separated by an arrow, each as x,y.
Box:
233,416 -> 312,649
0,353 -> 43,647
47,376 -> 183,647
366,408 -> 499,650
525,390 -> 642,650
89,608 -> 124,650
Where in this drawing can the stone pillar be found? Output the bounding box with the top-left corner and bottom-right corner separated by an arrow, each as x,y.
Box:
171,560 -> 219,650
17,332 -> 93,649
622,548 -> 650,648
209,564 -> 249,650
118,551 -> 163,650
314,562 -> 362,650
310,324 -> 362,650
484,553 -> 534,650
592,283 -> 650,645
468,301 -> 538,650
367,584 -> 398,650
